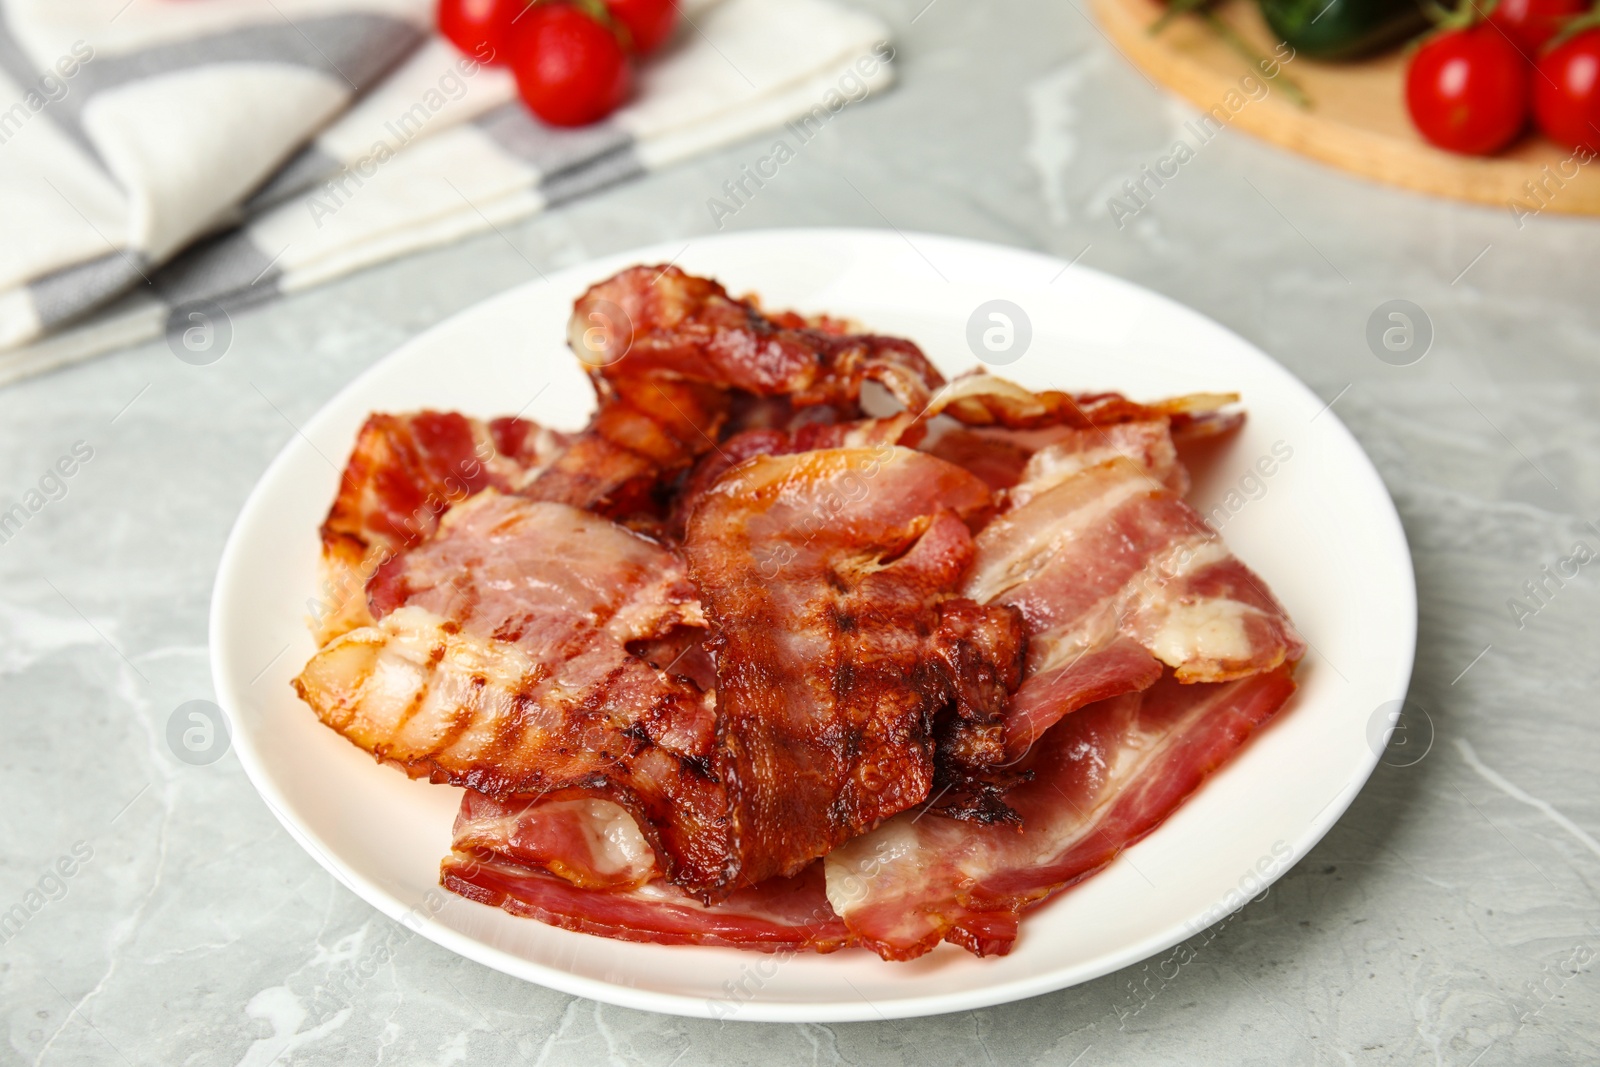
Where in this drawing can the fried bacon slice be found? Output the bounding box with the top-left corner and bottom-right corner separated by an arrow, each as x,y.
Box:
1007,419 -> 1189,503
570,267 -> 942,409
447,779 -> 849,952
955,456 -> 1304,766
313,411 -> 570,643
931,373 -> 1240,435
441,852 -> 851,952
452,789 -> 659,890
683,446 -> 1025,891
916,373 -> 1240,494
362,488 -> 704,643
524,266 -> 946,513
665,414 -> 924,539
825,665 -> 1298,961
293,491 -> 737,890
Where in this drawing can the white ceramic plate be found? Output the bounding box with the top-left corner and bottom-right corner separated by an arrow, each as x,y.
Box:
211,229 -> 1415,1022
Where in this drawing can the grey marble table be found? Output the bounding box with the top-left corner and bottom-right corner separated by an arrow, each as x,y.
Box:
4,0 -> 1598,1063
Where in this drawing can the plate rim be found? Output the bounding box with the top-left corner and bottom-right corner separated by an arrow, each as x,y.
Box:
210,226 -> 1417,1022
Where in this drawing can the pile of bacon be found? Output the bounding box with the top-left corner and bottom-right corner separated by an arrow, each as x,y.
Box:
292,265 -> 1304,962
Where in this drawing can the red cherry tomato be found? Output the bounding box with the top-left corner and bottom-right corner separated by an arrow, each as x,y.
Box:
437,0 -> 522,65
1534,28 -> 1600,154
1405,25 -> 1530,155
510,2 -> 632,127
606,0 -> 677,54
1488,0 -> 1586,53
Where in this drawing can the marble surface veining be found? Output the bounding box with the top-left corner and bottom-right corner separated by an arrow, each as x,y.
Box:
3,0 -> 1598,1063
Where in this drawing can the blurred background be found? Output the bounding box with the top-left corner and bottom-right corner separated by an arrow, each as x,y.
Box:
1,0 -> 1597,1063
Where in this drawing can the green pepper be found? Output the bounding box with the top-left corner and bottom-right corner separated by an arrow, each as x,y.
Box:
1258,0 -> 1430,60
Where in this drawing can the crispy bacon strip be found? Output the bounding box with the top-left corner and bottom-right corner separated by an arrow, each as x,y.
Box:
441,853 -> 851,952
969,458 -> 1303,682
293,492 -> 737,890
569,267 -> 942,409
956,457 -> 1304,764
684,447 -> 1024,891
916,373 -> 1240,494
931,373 -> 1239,434
913,376 -> 1284,764
294,610 -> 734,886
825,666 -> 1298,961
525,266 -> 946,512
314,411 -> 569,643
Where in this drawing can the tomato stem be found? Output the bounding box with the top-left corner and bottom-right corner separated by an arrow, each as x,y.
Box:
1546,6 -> 1600,49
1427,0 -> 1493,31
529,0 -> 634,49
1201,11 -> 1313,108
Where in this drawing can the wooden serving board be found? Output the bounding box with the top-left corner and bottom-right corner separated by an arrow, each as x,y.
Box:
1091,0 -> 1600,217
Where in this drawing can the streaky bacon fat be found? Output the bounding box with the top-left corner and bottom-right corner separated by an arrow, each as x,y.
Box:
825,666 -> 1298,961
684,446 -> 1025,890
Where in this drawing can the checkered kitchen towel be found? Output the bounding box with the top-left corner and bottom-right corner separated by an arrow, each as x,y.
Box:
0,0 -> 894,385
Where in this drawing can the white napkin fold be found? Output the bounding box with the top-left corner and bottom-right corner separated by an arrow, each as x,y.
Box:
0,0 -> 893,385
